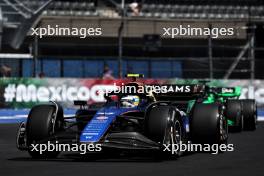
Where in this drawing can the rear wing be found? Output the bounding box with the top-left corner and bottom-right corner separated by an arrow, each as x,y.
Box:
150,84 -> 205,101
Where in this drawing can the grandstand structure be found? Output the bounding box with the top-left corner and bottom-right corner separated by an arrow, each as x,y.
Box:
0,0 -> 52,48
0,0 -> 263,79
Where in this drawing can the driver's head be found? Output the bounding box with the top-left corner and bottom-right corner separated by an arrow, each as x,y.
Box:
121,95 -> 140,108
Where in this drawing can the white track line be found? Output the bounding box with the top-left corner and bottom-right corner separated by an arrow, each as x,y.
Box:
0,114 -> 75,120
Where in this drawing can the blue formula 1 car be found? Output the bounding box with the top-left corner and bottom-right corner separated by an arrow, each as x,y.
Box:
16,76 -> 228,159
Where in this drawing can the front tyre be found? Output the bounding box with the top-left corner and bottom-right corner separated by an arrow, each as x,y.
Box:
26,103 -> 64,158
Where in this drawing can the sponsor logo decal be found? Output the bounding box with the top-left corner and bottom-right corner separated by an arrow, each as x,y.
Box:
96,116 -> 108,120
222,88 -> 234,93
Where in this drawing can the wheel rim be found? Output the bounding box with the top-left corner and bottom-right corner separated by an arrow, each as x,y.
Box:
172,120 -> 182,145
219,113 -> 228,143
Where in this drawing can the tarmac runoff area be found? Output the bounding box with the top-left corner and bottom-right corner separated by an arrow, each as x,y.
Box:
0,119 -> 264,176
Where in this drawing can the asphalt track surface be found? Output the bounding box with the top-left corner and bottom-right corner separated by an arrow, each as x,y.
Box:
1,123 -> 264,176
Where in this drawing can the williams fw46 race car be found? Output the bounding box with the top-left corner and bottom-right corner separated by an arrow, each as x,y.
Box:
16,77 -> 228,159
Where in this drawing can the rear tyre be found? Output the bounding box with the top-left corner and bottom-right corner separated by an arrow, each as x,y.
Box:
26,103 -> 64,158
145,105 -> 185,158
225,100 -> 243,132
241,99 -> 257,131
191,103 -> 228,145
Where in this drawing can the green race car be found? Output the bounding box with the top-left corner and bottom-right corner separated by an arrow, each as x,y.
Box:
199,85 -> 257,132
155,82 -> 257,133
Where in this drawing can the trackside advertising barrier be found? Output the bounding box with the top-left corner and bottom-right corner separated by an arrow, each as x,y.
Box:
0,78 -> 264,108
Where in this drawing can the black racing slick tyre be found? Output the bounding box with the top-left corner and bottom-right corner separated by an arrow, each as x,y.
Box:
26,103 -> 64,159
225,100 -> 243,132
191,103 -> 228,144
145,105 -> 185,157
241,99 -> 257,131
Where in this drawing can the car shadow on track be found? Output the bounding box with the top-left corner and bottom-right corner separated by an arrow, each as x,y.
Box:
7,151 -> 197,163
